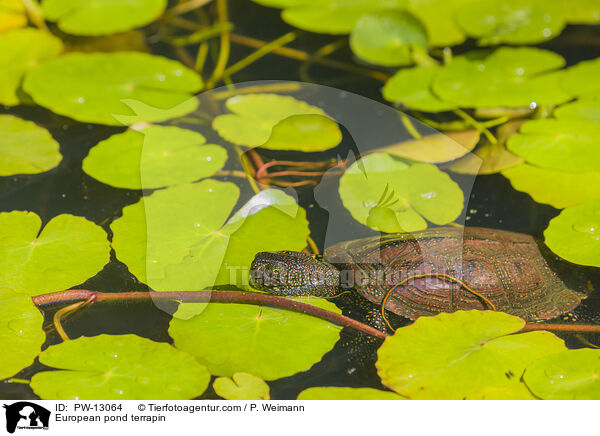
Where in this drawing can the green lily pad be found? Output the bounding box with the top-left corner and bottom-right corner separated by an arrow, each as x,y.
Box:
554,99 -> 600,123
544,199 -> 600,267
169,301 -> 341,380
561,57 -> 600,97
382,65 -> 457,112
349,11 -> 427,67
41,0 -> 167,36
433,47 -> 571,108
30,334 -> 210,399
0,0 -> 26,32
456,0 -> 565,45
376,310 -> 566,399
0,211 -> 110,296
523,349 -> 600,399
466,382 -> 538,400
0,288 -> 45,380
111,181 -> 309,294
506,119 -> 600,172
213,93 -> 341,150
23,52 -> 202,125
374,130 -> 480,163
82,126 -> 227,189
339,153 -> 464,233
564,0 -> 600,23
502,164 -> 600,209
0,28 -> 63,106
407,0 -> 471,46
213,373 -> 270,400
297,387 -> 405,400
0,115 -> 62,176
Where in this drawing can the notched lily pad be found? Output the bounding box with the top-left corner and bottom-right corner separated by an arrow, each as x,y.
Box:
339,153 -> 464,233
544,199 -> 600,267
0,211 -> 110,296
297,387 -> 404,400
169,302 -> 341,380
0,115 -> 62,176
23,52 -> 202,125
41,0 -> 167,36
30,334 -> 210,399
0,288 -> 45,380
376,310 -> 566,399
213,373 -> 270,400
83,126 -> 227,189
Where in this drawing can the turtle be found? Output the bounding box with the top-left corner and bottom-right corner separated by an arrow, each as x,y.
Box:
249,226 -> 588,332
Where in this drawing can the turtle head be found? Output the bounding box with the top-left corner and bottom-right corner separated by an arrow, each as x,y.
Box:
250,251 -> 340,297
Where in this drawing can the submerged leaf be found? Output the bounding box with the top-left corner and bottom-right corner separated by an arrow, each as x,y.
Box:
297,387 -> 404,400
544,199 -> 600,267
0,211 -> 110,296
23,52 -> 202,125
213,373 -> 270,400
82,126 -> 227,189
169,301 -> 341,380
0,289 -> 45,380
0,115 -> 62,176
376,311 -> 566,399
30,334 -> 210,399
260,114 -> 342,152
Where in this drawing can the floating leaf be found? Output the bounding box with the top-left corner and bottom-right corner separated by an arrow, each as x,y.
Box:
563,0 -> 600,24
339,153 -> 464,233
23,52 -> 202,125
82,126 -> 227,189
0,289 -> 45,380
169,301 -> 341,380
30,334 -> 210,399
456,0 -> 565,45
554,99 -> 600,123
407,0 -> 471,46
506,119 -> 600,172
349,11 -> 427,67
502,164 -> 600,209
297,387 -> 404,400
383,65 -> 457,112
433,47 -> 570,108
0,211 -> 110,296
0,115 -> 62,176
374,130 -> 480,163
466,382 -> 538,400
0,28 -> 63,106
213,373 -> 270,400
376,311 -> 566,399
0,0 -> 26,32
41,0 -> 167,36
523,349 -> 600,399
561,57 -> 600,97
213,93 -> 341,150
111,181 -> 309,294
544,199 -> 600,267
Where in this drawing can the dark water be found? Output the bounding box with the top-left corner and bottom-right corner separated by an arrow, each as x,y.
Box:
2,0 -> 600,400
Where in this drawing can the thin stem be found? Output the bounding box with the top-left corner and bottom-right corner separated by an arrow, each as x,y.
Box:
168,0 -> 212,16
400,113 -> 422,139
234,145 -> 261,194
205,0 -> 231,90
52,297 -> 95,341
5,378 -> 30,384
306,236 -> 320,256
169,22 -> 233,46
215,170 -> 249,178
22,0 -> 47,31
453,108 -> 497,144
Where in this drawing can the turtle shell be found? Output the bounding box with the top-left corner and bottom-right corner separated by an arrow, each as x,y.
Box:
324,226 -> 586,322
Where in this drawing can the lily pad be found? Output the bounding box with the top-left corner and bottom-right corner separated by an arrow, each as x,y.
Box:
297,387 -> 404,400
213,93 -> 341,150
376,310 -> 566,399
564,0 -> 600,23
407,0 -> 471,46
82,126 -> 227,189
0,0 -> 26,32
213,373 -> 270,400
0,211 -> 110,296
23,52 -> 202,125
338,153 -> 464,233
169,301 -> 341,380
561,57 -> 600,97
433,47 -> 571,108
554,99 -> 600,123
0,115 -> 62,176
0,288 -> 45,380
41,0 -> 167,36
111,181 -> 309,294
456,0 -> 565,45
30,334 -> 210,399
506,119 -> 600,172
523,349 -> 600,399
466,382 -> 538,400
544,199 -> 600,267
349,11 -> 427,67
502,164 -> 600,209
374,130 -> 480,163
382,65 -> 457,112
0,28 -> 63,106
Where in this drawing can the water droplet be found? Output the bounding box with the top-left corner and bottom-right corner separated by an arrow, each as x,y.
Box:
205,156 -> 212,161
542,28 -> 552,37
515,67 -> 525,76
7,320 -> 27,334
77,97 -> 85,104
208,188 -> 213,193
156,74 -> 166,82
105,351 -> 119,359
167,384 -> 182,392
530,102 -> 537,109
573,222 -> 599,234
363,201 -> 377,208
477,64 -> 485,72
194,223 -> 201,227
420,191 -> 437,200
61,193 -> 66,198
174,69 -> 183,77
111,388 -> 125,396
